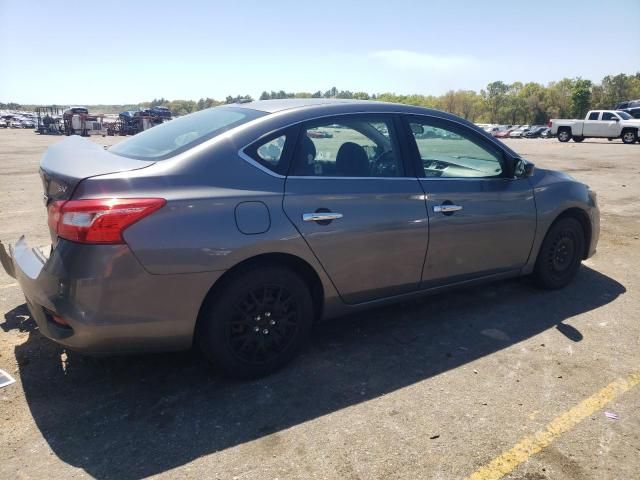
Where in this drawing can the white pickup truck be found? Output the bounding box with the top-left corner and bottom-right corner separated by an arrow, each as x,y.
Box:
549,110 -> 640,144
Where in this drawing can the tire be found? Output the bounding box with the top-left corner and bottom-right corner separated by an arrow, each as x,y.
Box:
572,136 -> 584,142
557,129 -> 571,142
198,265 -> 314,378
621,129 -> 638,144
534,217 -> 585,290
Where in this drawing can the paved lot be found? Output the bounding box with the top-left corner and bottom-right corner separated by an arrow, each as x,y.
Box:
0,130 -> 638,480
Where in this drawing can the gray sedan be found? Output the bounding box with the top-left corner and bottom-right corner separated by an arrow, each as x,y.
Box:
0,99 -> 599,378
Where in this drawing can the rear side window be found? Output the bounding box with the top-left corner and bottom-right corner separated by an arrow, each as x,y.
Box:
588,112 -> 599,120
109,107 -> 266,160
244,126 -> 298,175
290,115 -> 403,177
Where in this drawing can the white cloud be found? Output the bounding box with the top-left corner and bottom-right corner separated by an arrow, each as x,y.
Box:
369,50 -> 474,71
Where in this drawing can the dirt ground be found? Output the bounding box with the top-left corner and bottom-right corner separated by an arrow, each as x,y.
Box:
0,129 -> 638,480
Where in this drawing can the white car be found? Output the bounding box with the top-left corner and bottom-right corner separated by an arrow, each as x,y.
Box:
509,126 -> 530,138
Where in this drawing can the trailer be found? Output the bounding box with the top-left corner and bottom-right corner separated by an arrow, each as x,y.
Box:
35,106 -> 65,135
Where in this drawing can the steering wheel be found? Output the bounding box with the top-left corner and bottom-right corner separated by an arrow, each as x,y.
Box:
371,150 -> 398,177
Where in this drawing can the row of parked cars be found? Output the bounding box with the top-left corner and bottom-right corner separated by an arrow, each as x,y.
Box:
0,113 -> 36,129
476,123 -> 553,139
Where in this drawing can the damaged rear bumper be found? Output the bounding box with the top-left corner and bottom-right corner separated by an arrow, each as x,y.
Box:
0,236 -> 221,355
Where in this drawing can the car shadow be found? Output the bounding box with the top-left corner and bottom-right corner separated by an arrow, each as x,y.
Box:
3,265 -> 625,480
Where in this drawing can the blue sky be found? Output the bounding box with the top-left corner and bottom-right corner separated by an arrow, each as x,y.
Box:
1,0 -> 639,104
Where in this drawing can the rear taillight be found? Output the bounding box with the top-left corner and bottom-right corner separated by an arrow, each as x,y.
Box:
47,198 -> 166,244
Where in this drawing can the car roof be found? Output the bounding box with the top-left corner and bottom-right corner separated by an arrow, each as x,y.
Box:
232,98 -> 380,113
225,98 -> 470,125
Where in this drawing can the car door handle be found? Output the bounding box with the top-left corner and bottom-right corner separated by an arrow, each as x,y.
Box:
433,204 -> 463,213
303,212 -> 344,222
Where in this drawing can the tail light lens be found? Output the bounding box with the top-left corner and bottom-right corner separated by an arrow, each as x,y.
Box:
48,198 -> 166,244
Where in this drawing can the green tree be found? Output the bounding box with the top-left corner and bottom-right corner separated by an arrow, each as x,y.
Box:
570,79 -> 592,118
482,81 -> 509,123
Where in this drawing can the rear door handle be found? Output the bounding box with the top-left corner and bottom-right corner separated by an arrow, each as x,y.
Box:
303,212 -> 344,222
433,204 -> 463,213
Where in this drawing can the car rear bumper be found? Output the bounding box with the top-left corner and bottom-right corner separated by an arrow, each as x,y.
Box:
0,237 -> 222,355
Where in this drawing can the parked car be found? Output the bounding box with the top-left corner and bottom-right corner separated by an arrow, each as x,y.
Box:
540,127 -> 554,138
494,128 -> 515,138
0,99 -> 600,378
614,99 -> 640,119
524,126 -> 547,138
509,126 -> 531,138
306,129 -> 333,138
550,110 -> 640,144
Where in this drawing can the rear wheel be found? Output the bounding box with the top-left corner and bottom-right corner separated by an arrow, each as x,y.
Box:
622,129 -> 638,144
557,129 -> 571,142
572,136 -> 584,142
534,217 -> 585,290
198,265 -> 314,378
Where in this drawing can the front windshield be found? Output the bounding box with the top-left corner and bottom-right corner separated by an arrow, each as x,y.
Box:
110,106 -> 266,160
616,111 -> 633,120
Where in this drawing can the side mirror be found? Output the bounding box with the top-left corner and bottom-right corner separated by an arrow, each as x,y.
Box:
411,124 -> 424,135
612,117 -> 620,122
514,158 -> 535,178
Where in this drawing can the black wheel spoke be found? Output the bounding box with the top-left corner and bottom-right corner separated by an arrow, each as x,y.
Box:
225,284 -> 299,364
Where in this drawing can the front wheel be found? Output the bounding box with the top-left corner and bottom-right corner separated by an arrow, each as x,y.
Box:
557,129 -> 571,142
534,217 -> 585,290
622,129 -> 638,144
198,265 -> 314,378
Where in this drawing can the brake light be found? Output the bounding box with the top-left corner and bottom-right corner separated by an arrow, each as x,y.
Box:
48,198 -> 166,244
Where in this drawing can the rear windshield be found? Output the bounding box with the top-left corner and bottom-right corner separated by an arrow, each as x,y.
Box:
109,106 -> 266,160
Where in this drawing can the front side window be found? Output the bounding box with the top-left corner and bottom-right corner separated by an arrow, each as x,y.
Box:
408,119 -> 503,178
602,112 -> 617,121
588,112 -> 599,120
110,107 -> 266,160
291,116 -> 402,177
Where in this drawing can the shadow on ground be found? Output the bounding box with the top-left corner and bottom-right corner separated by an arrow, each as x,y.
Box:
2,266 -> 625,479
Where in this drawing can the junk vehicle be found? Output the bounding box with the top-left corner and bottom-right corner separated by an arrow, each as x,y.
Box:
614,99 -> 640,119
0,99 -> 599,378
36,106 -> 65,135
115,107 -> 172,136
63,107 -> 106,136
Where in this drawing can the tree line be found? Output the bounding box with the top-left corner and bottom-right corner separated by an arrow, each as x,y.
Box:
142,73 -> 640,122
4,73 -> 639,122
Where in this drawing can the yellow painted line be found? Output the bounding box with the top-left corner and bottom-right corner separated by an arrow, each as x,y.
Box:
466,370 -> 640,480
0,282 -> 18,289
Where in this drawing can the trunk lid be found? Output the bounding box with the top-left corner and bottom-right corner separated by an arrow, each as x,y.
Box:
40,136 -> 156,242
40,135 -> 155,203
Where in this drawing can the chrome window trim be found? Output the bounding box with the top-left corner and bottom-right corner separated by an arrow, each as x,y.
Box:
287,176 -> 418,180
238,150 -> 285,179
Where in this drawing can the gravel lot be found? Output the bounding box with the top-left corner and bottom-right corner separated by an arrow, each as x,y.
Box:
0,130 -> 638,480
